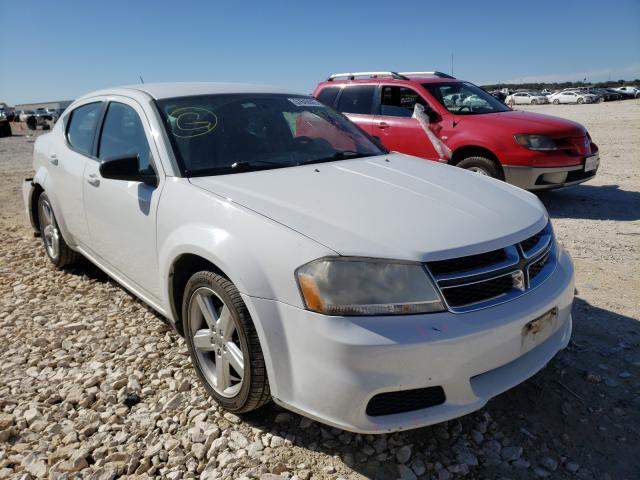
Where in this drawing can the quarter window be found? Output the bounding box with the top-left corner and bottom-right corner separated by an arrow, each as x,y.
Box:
336,86 -> 375,115
66,102 -> 102,155
380,86 -> 426,117
98,102 -> 152,171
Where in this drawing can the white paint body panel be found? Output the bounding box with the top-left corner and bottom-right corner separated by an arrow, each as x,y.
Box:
24,83 -> 574,433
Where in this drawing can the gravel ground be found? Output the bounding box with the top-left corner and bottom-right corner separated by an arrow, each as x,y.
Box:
1,101 -> 639,480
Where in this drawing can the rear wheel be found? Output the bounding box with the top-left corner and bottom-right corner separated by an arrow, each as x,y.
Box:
553,99 -> 560,105
182,271 -> 270,413
37,193 -> 80,268
457,156 -> 502,179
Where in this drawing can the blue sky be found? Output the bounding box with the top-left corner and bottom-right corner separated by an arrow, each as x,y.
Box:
1,0 -> 639,104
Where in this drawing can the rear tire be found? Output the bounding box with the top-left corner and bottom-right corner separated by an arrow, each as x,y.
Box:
37,193 -> 80,268
182,271 -> 270,413
456,156 -> 502,179
553,99 -> 559,105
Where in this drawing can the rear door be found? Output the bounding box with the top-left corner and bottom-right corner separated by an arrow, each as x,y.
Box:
50,101 -> 104,245
334,85 -> 376,135
82,98 -> 164,299
372,85 -> 438,159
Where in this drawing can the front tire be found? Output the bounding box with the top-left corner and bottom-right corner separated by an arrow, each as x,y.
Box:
182,271 -> 270,413
577,98 -> 584,104
553,99 -> 560,105
457,156 -> 502,179
37,193 -> 80,268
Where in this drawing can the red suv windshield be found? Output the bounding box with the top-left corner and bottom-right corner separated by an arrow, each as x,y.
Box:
423,82 -> 510,115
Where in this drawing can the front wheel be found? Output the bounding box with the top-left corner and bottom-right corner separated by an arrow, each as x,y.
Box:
182,271 -> 270,413
577,98 -> 584,104
553,99 -> 560,105
531,99 -> 538,105
457,156 -> 502,179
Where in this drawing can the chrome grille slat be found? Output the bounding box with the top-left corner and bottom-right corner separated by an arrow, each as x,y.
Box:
426,223 -> 556,313
433,246 -> 520,283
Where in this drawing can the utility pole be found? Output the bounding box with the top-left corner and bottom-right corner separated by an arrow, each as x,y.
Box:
451,52 -> 454,77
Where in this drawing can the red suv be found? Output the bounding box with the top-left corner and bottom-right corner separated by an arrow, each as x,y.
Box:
312,71 -> 599,190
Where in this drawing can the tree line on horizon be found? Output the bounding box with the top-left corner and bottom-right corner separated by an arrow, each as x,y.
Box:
481,79 -> 639,91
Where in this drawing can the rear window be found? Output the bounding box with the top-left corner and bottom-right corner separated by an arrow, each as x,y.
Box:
336,85 -> 375,115
316,87 -> 340,107
66,102 -> 102,155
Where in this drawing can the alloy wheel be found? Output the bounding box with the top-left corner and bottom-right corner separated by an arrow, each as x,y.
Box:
40,199 -> 60,260
188,287 -> 245,397
467,166 -> 489,176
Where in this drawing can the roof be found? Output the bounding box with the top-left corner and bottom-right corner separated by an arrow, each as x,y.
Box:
78,82 -> 301,101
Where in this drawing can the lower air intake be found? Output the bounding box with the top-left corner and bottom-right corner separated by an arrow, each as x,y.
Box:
366,386 -> 446,416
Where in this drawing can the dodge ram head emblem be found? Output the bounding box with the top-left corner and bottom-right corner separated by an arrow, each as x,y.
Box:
512,270 -> 526,291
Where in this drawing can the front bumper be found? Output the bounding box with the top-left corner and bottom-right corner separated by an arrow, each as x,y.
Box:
244,249 -> 574,433
503,159 -> 598,191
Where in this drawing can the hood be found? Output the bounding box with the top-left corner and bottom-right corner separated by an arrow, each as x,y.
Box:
189,154 -> 547,261
461,110 -> 586,137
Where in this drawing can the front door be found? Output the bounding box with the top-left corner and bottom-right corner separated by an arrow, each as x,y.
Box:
373,85 -> 439,160
82,98 -> 164,299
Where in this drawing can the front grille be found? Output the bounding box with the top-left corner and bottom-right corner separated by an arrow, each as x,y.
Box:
528,250 -> 551,280
366,386 -> 445,416
520,231 -> 543,252
442,274 -> 514,308
428,248 -> 507,276
426,223 -> 556,313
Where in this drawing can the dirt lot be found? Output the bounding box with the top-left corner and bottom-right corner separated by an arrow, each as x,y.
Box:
1,101 -> 638,480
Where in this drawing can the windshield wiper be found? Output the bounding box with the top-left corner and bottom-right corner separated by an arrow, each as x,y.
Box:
231,160 -> 291,171
304,151 -> 376,165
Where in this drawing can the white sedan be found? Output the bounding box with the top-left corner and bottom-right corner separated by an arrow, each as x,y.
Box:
506,92 -> 549,105
548,91 -> 597,104
23,83 -> 574,433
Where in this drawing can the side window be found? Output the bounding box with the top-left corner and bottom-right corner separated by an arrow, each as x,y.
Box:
66,102 -> 102,155
336,85 -> 375,115
316,87 -> 340,107
380,86 -> 426,117
98,102 -> 152,171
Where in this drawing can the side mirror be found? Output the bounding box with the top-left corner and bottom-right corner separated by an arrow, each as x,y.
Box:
99,155 -> 158,187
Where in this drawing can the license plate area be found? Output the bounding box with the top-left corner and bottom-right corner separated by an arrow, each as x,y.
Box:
585,154 -> 599,172
522,307 -> 558,351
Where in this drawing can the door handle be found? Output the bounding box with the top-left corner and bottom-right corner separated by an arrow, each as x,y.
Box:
377,122 -> 389,130
49,154 -> 58,166
86,174 -> 100,187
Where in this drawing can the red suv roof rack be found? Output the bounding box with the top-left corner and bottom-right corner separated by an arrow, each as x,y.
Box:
326,71 -> 409,81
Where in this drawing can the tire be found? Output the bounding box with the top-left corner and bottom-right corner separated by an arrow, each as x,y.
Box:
456,156 -> 503,179
531,99 -> 538,105
182,271 -> 270,413
577,98 -> 584,104
37,192 -> 80,268
553,99 -> 559,105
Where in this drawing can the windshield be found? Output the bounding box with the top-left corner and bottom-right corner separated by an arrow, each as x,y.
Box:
156,94 -> 385,176
422,82 -> 510,115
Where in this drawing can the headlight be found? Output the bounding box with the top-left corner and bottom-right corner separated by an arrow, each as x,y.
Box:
296,258 -> 445,316
514,134 -> 558,151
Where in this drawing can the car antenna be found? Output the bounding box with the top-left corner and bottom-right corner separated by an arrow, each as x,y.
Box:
139,75 -> 145,84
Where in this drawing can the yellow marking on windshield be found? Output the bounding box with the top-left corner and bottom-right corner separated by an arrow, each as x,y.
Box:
169,107 -> 218,138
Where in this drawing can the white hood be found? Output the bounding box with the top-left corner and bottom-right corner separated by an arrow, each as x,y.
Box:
189,154 -> 547,261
